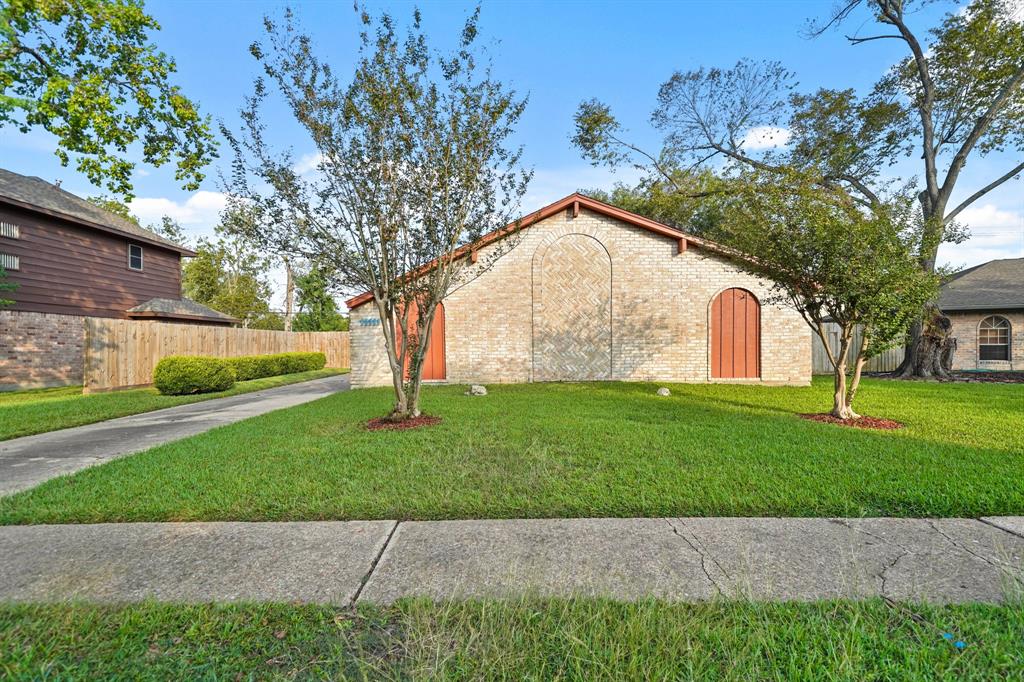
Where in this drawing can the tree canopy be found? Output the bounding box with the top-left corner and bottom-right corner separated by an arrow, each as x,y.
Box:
1,0 -> 217,198
292,266 -> 348,332
181,219 -> 281,330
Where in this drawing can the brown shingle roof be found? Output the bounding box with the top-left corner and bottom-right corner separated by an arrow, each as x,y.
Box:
939,258 -> 1024,311
0,168 -> 195,255
127,297 -> 238,324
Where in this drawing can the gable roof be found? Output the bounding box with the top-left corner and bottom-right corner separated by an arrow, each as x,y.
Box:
126,297 -> 238,324
0,168 -> 196,256
939,258 -> 1024,312
345,193 -> 741,310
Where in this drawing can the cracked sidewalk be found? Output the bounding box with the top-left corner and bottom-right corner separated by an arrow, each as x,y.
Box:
1,516 -> 1022,605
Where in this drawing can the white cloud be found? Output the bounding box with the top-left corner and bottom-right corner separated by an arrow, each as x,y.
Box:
129,190 -> 228,227
938,203 -> 1024,269
292,152 -> 325,176
740,126 -> 792,151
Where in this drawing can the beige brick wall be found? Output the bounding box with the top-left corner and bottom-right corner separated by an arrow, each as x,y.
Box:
948,311 -> 1024,371
350,207 -> 811,388
0,310 -> 85,390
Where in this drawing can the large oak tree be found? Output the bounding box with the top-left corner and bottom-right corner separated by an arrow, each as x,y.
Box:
574,0 -> 1024,378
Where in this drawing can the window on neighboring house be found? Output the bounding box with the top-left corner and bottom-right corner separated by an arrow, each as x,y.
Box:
0,221 -> 20,239
978,315 -> 1011,361
128,243 -> 144,271
0,253 -> 19,271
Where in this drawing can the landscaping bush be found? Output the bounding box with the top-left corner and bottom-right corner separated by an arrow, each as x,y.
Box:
153,356 -> 235,396
225,352 -> 326,381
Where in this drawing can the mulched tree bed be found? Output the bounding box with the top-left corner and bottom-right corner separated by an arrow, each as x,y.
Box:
365,415 -> 442,431
799,414 -> 904,430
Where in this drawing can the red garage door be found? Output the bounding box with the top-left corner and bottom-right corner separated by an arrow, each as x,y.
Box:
397,301 -> 446,381
711,288 -> 760,379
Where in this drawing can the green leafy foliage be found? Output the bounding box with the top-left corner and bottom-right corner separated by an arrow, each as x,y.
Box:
224,351 -> 325,382
292,266 -> 347,332
0,0 -> 217,198
153,356 -> 235,395
0,265 -> 15,306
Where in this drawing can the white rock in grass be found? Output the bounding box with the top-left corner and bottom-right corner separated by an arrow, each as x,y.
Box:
466,384 -> 488,396
656,387 -> 671,397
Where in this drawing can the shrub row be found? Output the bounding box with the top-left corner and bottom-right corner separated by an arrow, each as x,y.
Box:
226,352 -> 326,381
153,356 -> 235,396
153,352 -> 327,395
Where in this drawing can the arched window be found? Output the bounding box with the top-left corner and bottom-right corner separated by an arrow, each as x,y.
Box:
978,316 -> 1011,361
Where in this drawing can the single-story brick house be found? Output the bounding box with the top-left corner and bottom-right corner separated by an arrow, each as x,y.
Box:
346,193 -> 811,388
940,258 -> 1023,371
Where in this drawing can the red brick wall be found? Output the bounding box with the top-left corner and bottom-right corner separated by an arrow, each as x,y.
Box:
0,310 -> 85,390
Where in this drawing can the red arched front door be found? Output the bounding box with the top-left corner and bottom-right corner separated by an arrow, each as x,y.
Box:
711,288 -> 760,379
397,302 -> 446,381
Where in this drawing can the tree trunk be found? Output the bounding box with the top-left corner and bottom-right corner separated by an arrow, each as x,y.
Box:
830,334 -> 860,420
897,197 -> 957,378
895,306 -> 956,379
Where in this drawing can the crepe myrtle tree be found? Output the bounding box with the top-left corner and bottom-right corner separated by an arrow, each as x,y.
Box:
712,169 -> 938,420
222,6 -> 530,420
573,0 -> 1024,378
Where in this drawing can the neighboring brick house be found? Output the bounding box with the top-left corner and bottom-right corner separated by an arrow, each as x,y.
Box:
346,193 -> 811,388
939,258 -> 1023,371
0,168 -> 235,390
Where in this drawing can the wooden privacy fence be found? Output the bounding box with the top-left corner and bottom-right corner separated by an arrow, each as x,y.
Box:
811,322 -> 905,375
84,318 -> 349,392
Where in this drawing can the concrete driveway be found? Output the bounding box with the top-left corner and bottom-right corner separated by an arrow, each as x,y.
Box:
0,374 -> 349,496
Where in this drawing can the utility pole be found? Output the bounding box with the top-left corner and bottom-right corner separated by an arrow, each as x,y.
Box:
283,257 -> 294,332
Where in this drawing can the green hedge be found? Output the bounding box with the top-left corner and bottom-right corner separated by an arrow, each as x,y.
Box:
153,356 -> 236,396
154,352 -> 327,395
225,352 -> 326,381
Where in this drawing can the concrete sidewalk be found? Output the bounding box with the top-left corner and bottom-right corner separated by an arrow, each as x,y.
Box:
0,374 -> 349,496
1,516 -> 1022,605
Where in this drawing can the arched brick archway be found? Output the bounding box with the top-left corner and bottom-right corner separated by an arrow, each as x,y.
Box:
710,288 -> 760,379
532,233 -> 612,381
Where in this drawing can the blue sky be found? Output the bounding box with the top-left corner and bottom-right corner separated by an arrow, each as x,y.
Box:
3,0 -> 1021,307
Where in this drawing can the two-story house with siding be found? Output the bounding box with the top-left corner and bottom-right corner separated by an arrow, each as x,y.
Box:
0,168 -> 235,390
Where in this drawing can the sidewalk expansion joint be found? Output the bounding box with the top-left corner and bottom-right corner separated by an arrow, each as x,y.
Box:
350,520 -> 400,605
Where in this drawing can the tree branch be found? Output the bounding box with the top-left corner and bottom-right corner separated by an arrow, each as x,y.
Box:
945,160 -> 1024,224
846,34 -> 902,44
940,64 -> 1024,206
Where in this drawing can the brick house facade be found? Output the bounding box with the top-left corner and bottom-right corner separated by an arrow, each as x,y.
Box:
348,194 -> 811,388
947,311 -> 1024,371
938,258 -> 1023,372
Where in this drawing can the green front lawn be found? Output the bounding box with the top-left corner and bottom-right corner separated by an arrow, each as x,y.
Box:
0,369 -> 347,441
1,378 -> 1021,523
1,598 -> 1020,680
